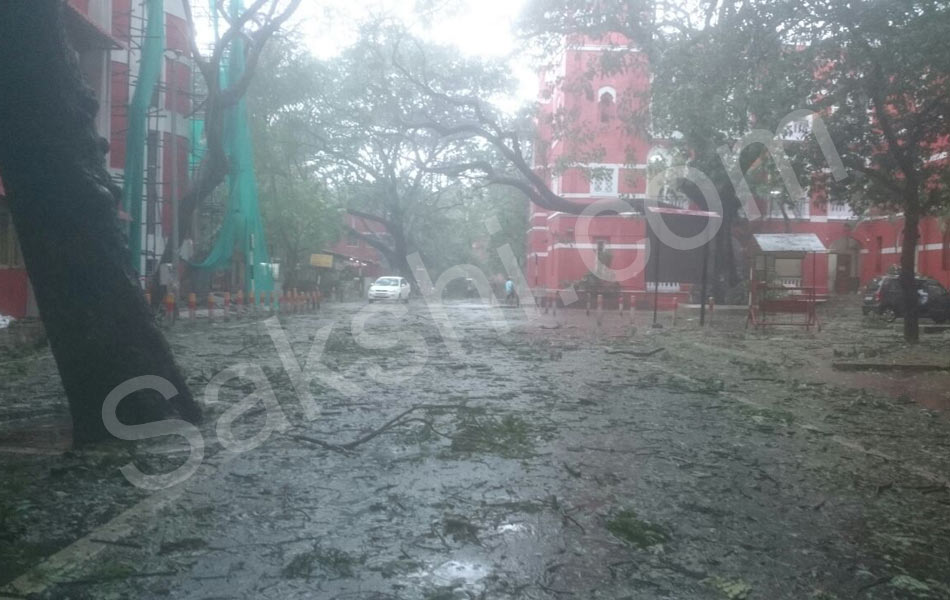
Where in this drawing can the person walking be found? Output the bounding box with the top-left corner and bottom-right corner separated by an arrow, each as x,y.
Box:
505,277 -> 517,306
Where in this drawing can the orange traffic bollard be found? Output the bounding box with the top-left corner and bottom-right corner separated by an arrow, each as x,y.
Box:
207,293 -> 215,320
223,291 -> 231,321
188,292 -> 197,320
164,292 -> 175,322
235,290 -> 244,317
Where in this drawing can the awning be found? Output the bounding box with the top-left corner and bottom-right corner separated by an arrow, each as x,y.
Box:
646,206 -> 722,219
64,4 -> 124,50
752,233 -> 826,253
318,250 -> 379,267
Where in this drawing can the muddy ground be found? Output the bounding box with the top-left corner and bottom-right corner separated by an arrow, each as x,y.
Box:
1,296 -> 949,600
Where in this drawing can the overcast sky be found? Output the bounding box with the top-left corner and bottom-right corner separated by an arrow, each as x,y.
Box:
285,0 -> 538,106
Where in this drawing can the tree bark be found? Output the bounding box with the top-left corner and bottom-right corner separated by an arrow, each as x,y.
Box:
0,1 -> 201,444
900,188 -> 921,343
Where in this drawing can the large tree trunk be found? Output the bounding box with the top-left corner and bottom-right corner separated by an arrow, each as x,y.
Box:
345,209 -> 418,285
708,187 -> 740,304
0,1 -> 201,444
900,189 -> 921,343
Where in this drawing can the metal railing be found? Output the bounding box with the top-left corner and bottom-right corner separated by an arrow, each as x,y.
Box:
827,203 -> 856,220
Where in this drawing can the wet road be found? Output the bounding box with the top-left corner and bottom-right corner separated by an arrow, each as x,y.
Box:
4,300 -> 950,599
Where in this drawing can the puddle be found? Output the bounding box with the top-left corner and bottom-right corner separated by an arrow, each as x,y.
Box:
407,559 -> 491,593
492,522 -> 530,535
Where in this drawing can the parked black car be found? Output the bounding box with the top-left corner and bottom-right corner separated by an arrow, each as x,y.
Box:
862,275 -> 950,323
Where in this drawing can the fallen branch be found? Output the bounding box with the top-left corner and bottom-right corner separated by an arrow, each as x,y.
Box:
62,571 -> 178,586
605,347 -> 664,357
831,361 -> 950,372
289,404 -> 468,455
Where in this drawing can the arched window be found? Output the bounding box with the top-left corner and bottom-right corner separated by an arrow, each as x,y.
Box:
598,87 -> 616,123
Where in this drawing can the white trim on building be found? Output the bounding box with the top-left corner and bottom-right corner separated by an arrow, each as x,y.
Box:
551,242 -> 646,251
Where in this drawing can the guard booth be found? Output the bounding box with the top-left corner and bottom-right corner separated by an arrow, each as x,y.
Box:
747,233 -> 825,331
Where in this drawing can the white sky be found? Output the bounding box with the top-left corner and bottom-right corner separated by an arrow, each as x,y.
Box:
285,0 -> 539,107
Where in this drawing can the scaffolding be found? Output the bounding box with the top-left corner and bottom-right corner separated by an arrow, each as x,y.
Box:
116,0 -> 273,295
116,0 -> 205,282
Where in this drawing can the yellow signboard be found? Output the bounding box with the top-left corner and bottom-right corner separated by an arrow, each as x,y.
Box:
309,253 -> 334,268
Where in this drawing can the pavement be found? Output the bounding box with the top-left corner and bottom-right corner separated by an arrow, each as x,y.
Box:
1,297 -> 949,599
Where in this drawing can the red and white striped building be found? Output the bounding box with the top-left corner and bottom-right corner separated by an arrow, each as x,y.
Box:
0,0 -> 193,318
527,33 -> 950,303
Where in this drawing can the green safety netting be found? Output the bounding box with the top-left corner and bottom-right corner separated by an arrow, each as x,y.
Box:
189,117 -> 204,175
188,0 -> 274,297
121,0 -> 164,273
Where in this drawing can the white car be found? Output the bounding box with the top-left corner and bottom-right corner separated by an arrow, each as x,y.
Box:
367,276 -> 410,303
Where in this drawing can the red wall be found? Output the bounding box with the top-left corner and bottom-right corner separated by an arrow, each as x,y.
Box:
67,0 -> 91,15
328,215 -> 386,275
0,269 -> 28,318
109,59 -> 130,170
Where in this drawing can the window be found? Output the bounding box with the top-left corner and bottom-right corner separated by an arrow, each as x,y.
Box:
590,167 -> 618,195
598,90 -> 615,123
774,258 -> 803,278
926,281 -> 948,298
876,236 -> 883,272
943,230 -> 950,271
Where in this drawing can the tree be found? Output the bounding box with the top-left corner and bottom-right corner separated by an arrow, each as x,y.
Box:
420,184 -> 528,279
248,37 -> 340,291
636,0 -> 950,341
795,0 -> 950,342
302,24 -> 509,283
0,2 -> 199,444
646,0 -> 821,298
151,0 -> 302,274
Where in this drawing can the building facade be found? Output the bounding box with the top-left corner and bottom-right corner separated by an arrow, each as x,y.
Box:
327,213 -> 387,280
528,34 -> 950,303
0,0 -> 192,318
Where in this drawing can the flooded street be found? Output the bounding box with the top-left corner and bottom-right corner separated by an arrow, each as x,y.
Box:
2,299 -> 950,599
